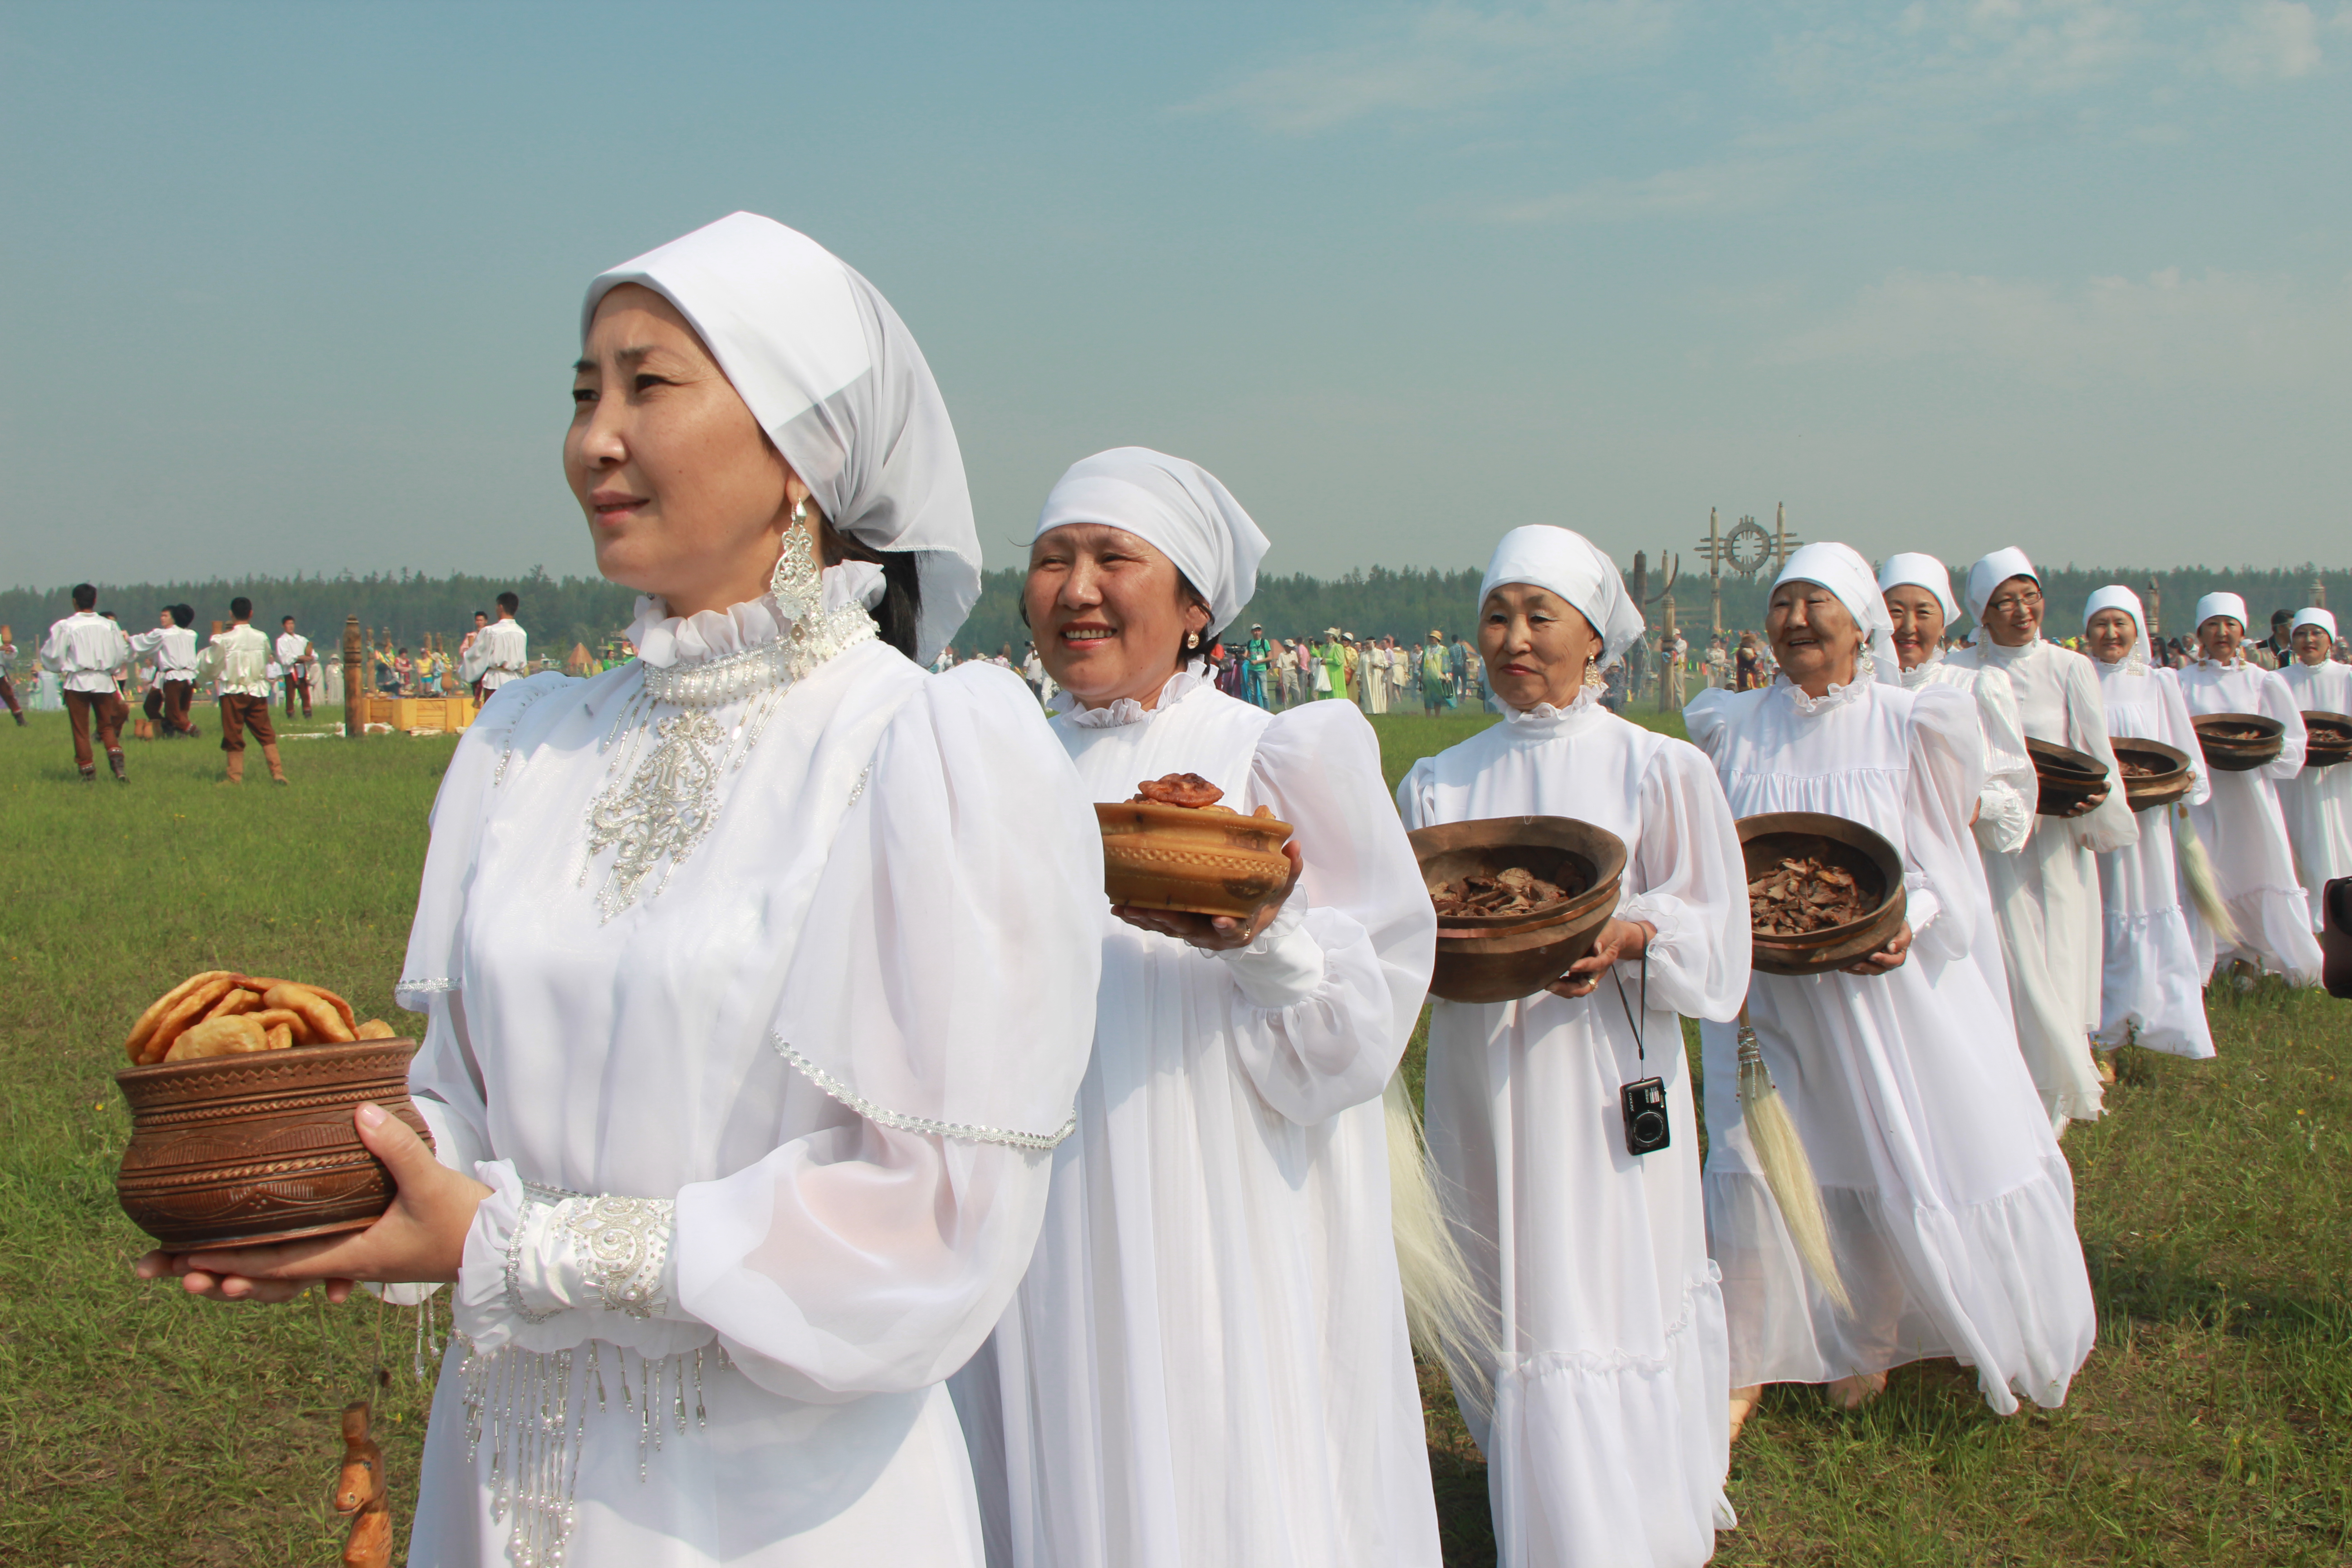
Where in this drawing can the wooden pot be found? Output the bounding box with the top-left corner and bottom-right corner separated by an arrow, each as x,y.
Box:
2027,737 -> 2108,817
2193,712 -> 2285,774
1095,802 -> 1295,920
115,1039 -> 431,1251
1409,816 -> 1628,1004
1739,812 -> 1908,977
2111,737 -> 2194,812
2302,712 -> 2352,769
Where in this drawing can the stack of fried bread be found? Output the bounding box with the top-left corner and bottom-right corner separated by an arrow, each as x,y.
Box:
124,970 -> 399,1065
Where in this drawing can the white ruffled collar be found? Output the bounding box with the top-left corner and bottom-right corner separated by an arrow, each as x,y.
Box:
1975,634 -> 2044,667
1051,666 -> 1215,729
1499,682 -> 1606,735
1775,672 -> 1873,716
624,564 -> 885,668
1897,650 -> 1945,690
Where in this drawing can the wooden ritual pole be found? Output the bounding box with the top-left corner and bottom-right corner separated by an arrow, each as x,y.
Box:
343,616 -> 364,740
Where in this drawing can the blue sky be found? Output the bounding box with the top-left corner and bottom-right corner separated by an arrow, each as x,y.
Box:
4,0 -> 2347,590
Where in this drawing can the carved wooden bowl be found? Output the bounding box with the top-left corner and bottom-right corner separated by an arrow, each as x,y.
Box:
1739,812 -> 1907,977
1409,816 -> 1628,1004
2302,712 -> 2352,769
2027,737 -> 2108,817
1095,802 -> 1295,920
2112,737 -> 2194,812
2193,712 -> 2285,773
115,1038 -> 431,1251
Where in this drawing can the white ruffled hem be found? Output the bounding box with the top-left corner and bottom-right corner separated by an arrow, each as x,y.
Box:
1705,1160 -> 2095,1415
1477,1269 -> 1735,1567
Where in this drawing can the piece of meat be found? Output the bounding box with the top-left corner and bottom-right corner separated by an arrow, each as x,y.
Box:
1131,772 -> 1225,808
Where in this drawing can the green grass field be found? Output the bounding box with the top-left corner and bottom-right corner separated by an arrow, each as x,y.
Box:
2,701 -> 2347,1564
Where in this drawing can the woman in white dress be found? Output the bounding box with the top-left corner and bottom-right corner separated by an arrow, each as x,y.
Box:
2079,587 -> 2215,1059
1397,526 -> 1746,1568
137,212 -> 1105,1568
1876,554 -> 2035,1023
2278,608 -> 2352,930
2180,592 -> 2325,984
1688,544 -> 2096,1417
1946,549 -> 2137,1131
958,448 -> 1441,1568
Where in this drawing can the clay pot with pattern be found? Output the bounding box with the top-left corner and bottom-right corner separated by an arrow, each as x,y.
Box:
115,1038 -> 431,1251
1095,802 -> 1296,921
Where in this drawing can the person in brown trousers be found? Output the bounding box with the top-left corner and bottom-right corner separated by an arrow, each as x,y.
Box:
130,604 -> 201,738
194,596 -> 287,784
40,583 -> 132,781
0,627 -> 24,727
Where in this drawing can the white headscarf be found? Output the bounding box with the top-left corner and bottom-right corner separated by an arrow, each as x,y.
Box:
2195,591 -> 2248,630
583,211 -> 980,666
1477,525 -> 1646,669
1032,448 -> 1268,635
1965,547 -> 2039,629
1775,542 -> 1901,687
2082,583 -> 2152,671
1877,553 -> 1959,622
2293,607 -> 2338,641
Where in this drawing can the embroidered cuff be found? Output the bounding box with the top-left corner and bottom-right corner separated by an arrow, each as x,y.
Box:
1975,780 -> 2032,855
1214,898 -> 1325,1010
455,1162 -> 678,1349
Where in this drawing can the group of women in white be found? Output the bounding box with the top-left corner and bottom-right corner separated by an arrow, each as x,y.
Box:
129,212 -> 2349,1568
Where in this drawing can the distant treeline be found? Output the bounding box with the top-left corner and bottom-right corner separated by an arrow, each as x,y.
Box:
6,560 -> 2343,664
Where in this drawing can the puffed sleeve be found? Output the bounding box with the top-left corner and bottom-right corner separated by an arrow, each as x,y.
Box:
1396,754 -> 1440,830
2154,670 -> 2212,808
1213,699 -> 1437,1125
1613,738 -> 1751,1022
454,665 -> 1104,1403
1901,682 -> 1989,960
2254,669 -> 2309,781
1969,667 -> 2038,854
2063,654 -> 2139,854
1682,686 -> 1744,761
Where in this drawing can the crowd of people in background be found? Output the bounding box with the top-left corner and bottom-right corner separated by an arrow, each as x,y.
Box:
13,584 -> 536,784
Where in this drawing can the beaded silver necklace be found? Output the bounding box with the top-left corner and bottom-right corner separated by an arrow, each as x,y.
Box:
583,516 -> 877,921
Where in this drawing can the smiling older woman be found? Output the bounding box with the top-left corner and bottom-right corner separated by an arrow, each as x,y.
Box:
1397,525 -> 1749,1568
1686,544 -> 2094,1422
135,213 -> 1104,1568
953,448 -> 1441,1568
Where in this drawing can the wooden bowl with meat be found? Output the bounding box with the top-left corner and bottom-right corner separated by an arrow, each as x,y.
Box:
1096,773 -> 1296,921
1408,816 -> 1627,1004
113,970 -> 429,1251
1739,812 -> 1907,977
2192,712 -> 2285,774
2026,738 -> 2108,817
2111,737 -> 2194,812
2302,712 -> 2352,769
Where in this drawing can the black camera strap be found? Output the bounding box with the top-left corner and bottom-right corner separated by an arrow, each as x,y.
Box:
1609,947 -> 1649,1065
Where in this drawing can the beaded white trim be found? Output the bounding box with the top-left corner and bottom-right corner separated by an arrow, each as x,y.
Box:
395,975 -> 454,996
770,1035 -> 1076,1150
560,1195 -> 674,1320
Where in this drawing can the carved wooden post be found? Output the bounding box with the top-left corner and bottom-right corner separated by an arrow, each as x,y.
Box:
343,615 -> 364,739
2146,578 -> 2162,643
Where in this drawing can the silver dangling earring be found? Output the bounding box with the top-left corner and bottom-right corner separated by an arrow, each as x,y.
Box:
769,499 -> 821,622
1582,657 -> 1605,690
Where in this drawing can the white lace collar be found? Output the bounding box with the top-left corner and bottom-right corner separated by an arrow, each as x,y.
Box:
1898,651 -> 1945,691
1775,672 -> 1873,716
1975,635 -> 2044,667
625,564 -> 886,668
1499,683 -> 1605,736
1051,666 -> 1215,729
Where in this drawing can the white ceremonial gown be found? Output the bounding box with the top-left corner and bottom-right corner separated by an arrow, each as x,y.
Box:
2089,659 -> 2215,1058
2278,660 -> 2352,930
958,671 -> 1442,1568
1947,639 -> 2136,1127
1398,690 -> 1746,1568
393,590 -> 1103,1568
1901,654 -> 2037,1026
1686,679 -> 2096,1411
2178,661 -> 2324,984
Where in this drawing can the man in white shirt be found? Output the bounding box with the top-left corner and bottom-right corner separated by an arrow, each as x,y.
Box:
129,604 -> 202,739
459,591 -> 529,698
194,596 -> 286,785
276,615 -> 317,717
40,583 -> 132,781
